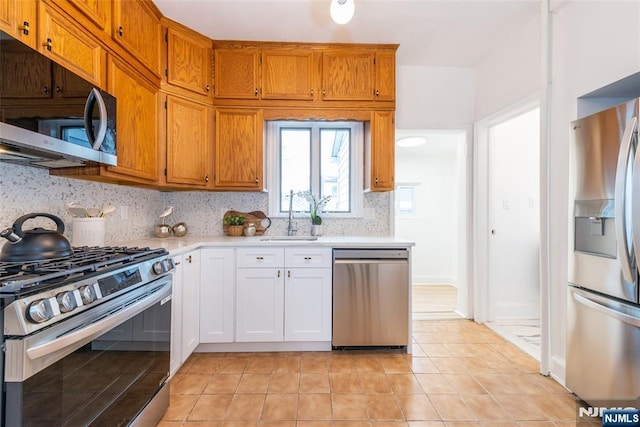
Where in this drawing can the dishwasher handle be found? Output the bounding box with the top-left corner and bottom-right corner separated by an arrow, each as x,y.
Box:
334,259 -> 408,264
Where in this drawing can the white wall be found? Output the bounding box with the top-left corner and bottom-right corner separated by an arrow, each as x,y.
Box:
395,133 -> 462,285
474,0 -> 640,382
396,66 -> 475,128
474,15 -> 541,120
489,109 -> 540,319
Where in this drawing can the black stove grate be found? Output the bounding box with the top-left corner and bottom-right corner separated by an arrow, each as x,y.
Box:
0,246 -> 167,295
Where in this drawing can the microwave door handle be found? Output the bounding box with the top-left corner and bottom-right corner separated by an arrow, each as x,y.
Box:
615,115 -> 637,283
83,88 -> 108,150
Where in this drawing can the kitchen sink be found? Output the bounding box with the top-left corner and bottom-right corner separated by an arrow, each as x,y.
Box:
260,236 -> 318,241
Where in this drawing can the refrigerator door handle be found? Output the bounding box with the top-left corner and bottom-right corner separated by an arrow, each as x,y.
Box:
573,292 -> 640,328
629,117 -> 640,271
614,116 -> 637,283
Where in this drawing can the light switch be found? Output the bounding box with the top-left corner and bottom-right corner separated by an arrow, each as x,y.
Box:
502,198 -> 511,210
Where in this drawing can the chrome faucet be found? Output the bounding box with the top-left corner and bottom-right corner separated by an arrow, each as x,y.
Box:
287,189 -> 297,236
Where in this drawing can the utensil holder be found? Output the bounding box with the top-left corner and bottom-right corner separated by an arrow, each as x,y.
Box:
72,217 -> 106,247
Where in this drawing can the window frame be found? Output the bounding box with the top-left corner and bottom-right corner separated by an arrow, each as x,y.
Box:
267,120 -> 364,218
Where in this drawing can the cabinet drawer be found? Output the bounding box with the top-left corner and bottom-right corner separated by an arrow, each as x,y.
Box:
237,247 -> 284,268
285,247 -> 332,268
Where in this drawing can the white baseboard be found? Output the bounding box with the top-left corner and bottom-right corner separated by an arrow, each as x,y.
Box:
550,355 -> 567,388
412,277 -> 457,286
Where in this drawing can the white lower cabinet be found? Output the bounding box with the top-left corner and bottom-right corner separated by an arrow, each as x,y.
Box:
200,248 -> 235,343
284,267 -> 332,341
236,267 -> 284,342
235,247 -> 332,343
170,249 -> 201,376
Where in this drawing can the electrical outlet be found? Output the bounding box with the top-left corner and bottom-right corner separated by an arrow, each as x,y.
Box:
120,205 -> 129,220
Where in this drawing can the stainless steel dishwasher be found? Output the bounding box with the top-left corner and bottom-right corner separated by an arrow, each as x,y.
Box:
332,248 -> 409,348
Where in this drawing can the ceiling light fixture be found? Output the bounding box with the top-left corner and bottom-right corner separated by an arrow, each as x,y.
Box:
330,0 -> 355,25
396,136 -> 427,148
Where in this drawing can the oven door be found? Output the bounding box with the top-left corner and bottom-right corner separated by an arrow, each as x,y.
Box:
3,277 -> 172,426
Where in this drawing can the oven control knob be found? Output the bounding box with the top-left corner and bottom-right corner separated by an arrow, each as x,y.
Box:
56,291 -> 78,313
152,261 -> 165,275
27,299 -> 53,323
163,258 -> 174,271
79,285 -> 97,304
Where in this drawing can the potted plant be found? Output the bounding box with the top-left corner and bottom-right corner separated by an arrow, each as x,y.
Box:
224,214 -> 246,236
297,191 -> 331,236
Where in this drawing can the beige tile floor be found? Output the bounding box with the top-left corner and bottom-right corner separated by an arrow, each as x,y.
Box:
159,320 -> 583,427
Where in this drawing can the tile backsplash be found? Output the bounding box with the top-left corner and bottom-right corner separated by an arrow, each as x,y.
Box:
0,163 -> 391,245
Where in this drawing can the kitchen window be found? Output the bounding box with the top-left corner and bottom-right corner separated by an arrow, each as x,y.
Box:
267,121 -> 363,217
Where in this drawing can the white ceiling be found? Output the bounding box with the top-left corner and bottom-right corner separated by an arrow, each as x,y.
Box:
154,0 -> 541,68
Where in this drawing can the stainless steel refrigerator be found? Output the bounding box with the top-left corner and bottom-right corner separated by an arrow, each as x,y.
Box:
567,98 -> 640,406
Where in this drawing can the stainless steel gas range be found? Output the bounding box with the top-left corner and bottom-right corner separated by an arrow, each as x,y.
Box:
0,246 -> 174,426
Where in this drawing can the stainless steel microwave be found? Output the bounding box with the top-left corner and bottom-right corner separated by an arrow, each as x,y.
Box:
0,30 -> 117,168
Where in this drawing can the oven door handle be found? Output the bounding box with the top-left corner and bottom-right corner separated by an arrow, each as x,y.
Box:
26,284 -> 171,360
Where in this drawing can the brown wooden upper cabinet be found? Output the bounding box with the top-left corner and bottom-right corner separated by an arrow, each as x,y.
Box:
164,94 -> 213,188
213,108 -> 263,190
112,0 -> 161,77
38,2 -> 106,87
106,55 -> 160,182
321,50 -> 374,101
213,48 -> 260,99
261,49 -> 314,101
0,0 -> 36,48
64,0 -> 111,34
164,20 -> 213,99
375,51 -> 395,101
365,111 -> 395,192
0,37 -> 51,98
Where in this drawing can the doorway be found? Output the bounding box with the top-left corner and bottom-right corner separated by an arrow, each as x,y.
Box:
477,106 -> 541,360
394,130 -> 469,320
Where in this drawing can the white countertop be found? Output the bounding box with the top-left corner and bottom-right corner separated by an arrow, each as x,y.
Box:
119,235 -> 415,256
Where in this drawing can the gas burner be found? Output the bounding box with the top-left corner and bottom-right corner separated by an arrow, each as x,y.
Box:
0,246 -> 168,296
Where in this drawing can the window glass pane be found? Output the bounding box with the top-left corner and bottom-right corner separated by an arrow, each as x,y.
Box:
280,128 -> 311,212
396,186 -> 415,216
320,128 -> 350,212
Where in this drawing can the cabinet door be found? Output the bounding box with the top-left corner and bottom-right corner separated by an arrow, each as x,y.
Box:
284,268 -> 332,341
374,51 -> 395,102
165,95 -> 212,187
181,251 -> 201,360
65,0 -> 110,33
0,0 -> 36,48
112,0 -> 161,75
107,56 -> 159,182
200,248 -> 235,343
213,109 -> 263,190
236,268 -> 284,342
214,48 -> 260,99
53,64 -> 93,98
0,37 -> 52,98
166,25 -> 212,97
366,111 -> 395,191
262,50 -> 314,100
170,255 -> 183,376
322,50 -> 374,101
38,2 -> 105,86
